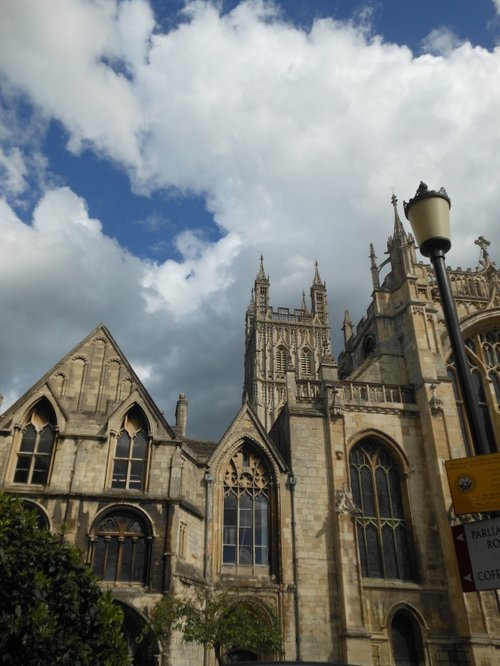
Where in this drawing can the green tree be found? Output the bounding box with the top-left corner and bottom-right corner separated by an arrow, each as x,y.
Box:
145,589 -> 282,665
0,493 -> 129,665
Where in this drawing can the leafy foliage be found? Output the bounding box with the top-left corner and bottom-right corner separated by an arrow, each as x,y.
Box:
145,589 -> 282,665
0,493 -> 129,665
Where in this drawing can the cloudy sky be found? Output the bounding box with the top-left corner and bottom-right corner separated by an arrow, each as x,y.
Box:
1,0 -> 500,440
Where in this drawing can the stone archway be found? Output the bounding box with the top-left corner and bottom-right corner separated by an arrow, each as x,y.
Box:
114,600 -> 159,665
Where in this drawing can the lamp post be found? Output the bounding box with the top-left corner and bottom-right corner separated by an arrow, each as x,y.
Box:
404,182 -> 490,456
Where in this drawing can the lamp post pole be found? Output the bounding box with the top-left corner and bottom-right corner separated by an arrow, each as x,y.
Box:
404,182 -> 490,456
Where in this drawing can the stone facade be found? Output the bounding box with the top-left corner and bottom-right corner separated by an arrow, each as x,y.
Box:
1,197 -> 500,665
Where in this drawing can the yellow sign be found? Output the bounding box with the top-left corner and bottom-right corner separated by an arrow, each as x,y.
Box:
445,453 -> 500,515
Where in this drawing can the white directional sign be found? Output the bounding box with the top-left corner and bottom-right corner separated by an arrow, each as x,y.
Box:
452,516 -> 500,592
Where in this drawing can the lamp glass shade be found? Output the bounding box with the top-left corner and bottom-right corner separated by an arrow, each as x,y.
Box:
405,195 -> 451,257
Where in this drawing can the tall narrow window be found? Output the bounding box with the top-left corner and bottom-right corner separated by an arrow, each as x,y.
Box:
350,439 -> 414,580
112,407 -> 149,490
300,348 -> 312,376
448,327 -> 499,454
276,346 -> 287,374
90,509 -> 150,583
223,444 -> 270,567
14,399 -> 57,486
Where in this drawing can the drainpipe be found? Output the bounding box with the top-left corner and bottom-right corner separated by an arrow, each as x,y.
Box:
289,474 -> 301,661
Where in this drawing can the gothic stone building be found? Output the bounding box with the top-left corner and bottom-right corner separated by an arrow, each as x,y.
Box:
1,197 -> 500,665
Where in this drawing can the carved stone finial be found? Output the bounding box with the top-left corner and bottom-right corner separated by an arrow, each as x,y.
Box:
329,386 -> 344,418
429,383 -> 444,415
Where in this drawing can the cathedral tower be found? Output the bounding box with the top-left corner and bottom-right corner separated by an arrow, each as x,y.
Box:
243,257 -> 333,429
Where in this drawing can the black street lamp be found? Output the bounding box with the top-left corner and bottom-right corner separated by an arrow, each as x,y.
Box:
404,182 -> 490,456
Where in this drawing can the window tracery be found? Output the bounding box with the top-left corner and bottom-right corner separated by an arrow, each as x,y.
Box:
350,439 -> 414,580
448,327 -> 499,454
14,399 -> 57,486
90,509 -> 150,583
111,406 -> 149,490
222,444 -> 270,568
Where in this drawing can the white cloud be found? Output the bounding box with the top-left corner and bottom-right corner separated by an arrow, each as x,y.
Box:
421,27 -> 463,55
1,0 -> 500,437
494,0 -> 500,14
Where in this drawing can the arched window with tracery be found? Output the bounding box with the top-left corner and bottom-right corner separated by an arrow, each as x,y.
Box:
275,346 -> 287,374
448,327 -> 499,454
111,406 -> 149,490
14,399 -> 57,486
90,508 -> 151,583
222,444 -> 271,569
300,348 -> 312,376
350,439 -> 415,580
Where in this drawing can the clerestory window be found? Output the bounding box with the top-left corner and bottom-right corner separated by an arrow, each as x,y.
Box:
111,406 -> 149,490
350,439 -> 415,580
223,444 -> 270,568
14,399 -> 57,486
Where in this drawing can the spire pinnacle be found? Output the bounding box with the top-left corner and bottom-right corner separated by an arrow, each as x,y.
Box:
313,261 -> 324,286
391,193 -> 406,239
257,255 -> 267,281
301,290 -> 308,312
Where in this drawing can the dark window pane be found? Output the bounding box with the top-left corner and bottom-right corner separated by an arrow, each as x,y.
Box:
119,539 -> 133,582
350,466 -> 361,507
31,455 -> 49,485
20,425 -> 37,452
356,522 -> 368,577
366,523 -> 382,577
361,467 -> 375,515
388,469 -> 404,519
93,539 -> 106,578
37,427 -> 54,455
382,525 -> 398,578
133,540 -> 145,582
239,545 -> 252,564
116,432 -> 131,458
112,460 -> 128,488
14,458 -> 30,483
223,545 -> 236,563
132,431 -> 147,459
104,539 -> 119,581
255,545 -> 268,565
129,461 -> 144,489
376,468 -> 390,517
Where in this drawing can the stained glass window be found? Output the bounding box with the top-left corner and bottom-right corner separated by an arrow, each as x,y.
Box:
223,444 -> 270,567
350,440 -> 414,580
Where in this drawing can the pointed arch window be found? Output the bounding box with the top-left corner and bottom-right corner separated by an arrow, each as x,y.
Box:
223,444 -> 270,568
448,327 -> 499,454
14,399 -> 57,486
276,346 -> 287,374
300,348 -> 313,376
350,439 -> 415,580
111,406 -> 149,490
90,509 -> 150,583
